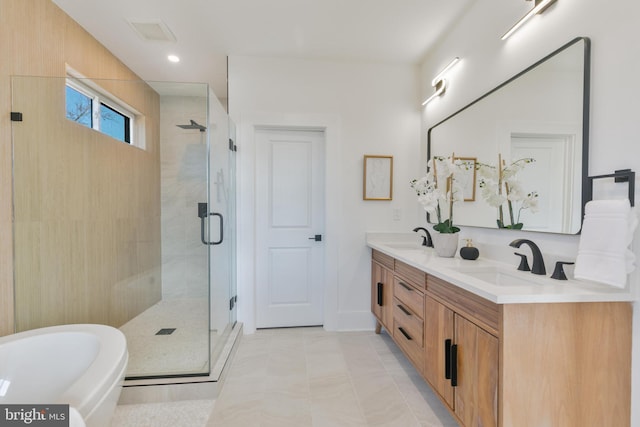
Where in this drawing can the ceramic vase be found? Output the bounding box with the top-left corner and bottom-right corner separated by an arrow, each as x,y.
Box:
433,232 -> 459,258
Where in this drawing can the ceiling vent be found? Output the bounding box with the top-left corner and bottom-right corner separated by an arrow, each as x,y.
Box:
127,20 -> 177,42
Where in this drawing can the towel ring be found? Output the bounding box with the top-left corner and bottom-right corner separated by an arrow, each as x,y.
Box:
585,169 -> 635,207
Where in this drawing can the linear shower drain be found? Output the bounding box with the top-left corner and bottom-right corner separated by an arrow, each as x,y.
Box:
155,328 -> 176,335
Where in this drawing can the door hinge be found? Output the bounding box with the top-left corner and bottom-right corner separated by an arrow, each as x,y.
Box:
229,295 -> 237,311
11,112 -> 23,122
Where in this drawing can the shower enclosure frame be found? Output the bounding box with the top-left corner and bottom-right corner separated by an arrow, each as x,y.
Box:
10,76 -> 237,382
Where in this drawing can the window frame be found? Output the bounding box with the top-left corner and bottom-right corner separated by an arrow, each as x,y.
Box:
98,101 -> 132,143
65,70 -> 142,147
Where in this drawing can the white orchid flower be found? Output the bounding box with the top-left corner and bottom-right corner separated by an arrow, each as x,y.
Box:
506,181 -> 525,201
481,185 -> 506,207
418,191 -> 441,213
522,191 -> 540,213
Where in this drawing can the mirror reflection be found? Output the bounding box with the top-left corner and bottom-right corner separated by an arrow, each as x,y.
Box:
428,37 -> 590,234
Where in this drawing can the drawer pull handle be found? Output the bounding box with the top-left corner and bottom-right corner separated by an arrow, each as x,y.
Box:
377,282 -> 383,306
398,327 -> 413,341
398,282 -> 413,291
445,339 -> 452,380
397,304 -> 411,316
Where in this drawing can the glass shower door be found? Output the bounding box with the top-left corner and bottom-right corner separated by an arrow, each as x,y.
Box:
208,90 -> 236,363
228,118 -> 238,326
142,81 -> 212,378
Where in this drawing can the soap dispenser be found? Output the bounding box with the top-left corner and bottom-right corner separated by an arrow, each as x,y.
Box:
460,239 -> 479,260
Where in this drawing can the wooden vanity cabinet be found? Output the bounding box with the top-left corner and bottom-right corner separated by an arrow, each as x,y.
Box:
425,277 -> 499,427
499,302 -> 631,427
370,250 -> 631,426
371,250 -> 394,333
372,250 -> 427,374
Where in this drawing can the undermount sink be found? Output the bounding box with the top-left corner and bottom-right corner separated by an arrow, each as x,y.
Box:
383,242 -> 425,250
455,265 -> 542,287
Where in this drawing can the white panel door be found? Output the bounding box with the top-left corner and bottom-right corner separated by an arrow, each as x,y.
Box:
255,129 -> 325,328
511,134 -> 574,233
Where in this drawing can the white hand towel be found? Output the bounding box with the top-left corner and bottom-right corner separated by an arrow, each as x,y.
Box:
574,199 -> 637,288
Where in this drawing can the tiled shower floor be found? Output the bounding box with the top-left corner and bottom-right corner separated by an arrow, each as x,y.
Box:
119,298 -> 212,377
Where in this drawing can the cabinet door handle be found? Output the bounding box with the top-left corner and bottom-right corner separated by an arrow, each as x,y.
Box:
398,327 -> 413,341
398,281 -> 413,291
377,282 -> 383,306
450,344 -> 458,387
445,339 -> 452,379
397,304 -> 411,316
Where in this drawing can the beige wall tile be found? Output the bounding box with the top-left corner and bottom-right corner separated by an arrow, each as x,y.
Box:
0,0 -> 161,335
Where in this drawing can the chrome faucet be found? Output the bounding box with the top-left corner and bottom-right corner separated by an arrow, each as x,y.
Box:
509,239 -> 546,275
413,227 -> 433,248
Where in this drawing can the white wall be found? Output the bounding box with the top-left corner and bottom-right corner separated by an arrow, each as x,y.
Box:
229,1 -> 640,420
228,57 -> 422,333
419,0 -> 640,424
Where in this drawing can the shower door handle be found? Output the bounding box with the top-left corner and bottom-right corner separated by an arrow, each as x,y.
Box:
198,202 -> 223,245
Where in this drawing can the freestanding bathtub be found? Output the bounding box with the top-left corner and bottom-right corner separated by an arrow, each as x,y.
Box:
0,324 -> 128,427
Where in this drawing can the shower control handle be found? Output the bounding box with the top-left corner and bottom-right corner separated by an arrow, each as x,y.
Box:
198,202 -> 223,245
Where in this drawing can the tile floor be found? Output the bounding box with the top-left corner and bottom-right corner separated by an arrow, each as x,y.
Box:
113,327 -> 458,427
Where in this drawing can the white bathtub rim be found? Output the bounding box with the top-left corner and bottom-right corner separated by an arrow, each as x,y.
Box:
0,323 -> 128,419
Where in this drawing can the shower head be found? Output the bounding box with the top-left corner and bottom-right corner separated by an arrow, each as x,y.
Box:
176,120 -> 206,132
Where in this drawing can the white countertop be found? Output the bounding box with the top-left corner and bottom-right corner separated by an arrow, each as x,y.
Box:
366,233 -> 635,304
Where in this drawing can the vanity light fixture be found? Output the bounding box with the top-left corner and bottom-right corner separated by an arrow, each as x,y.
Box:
422,57 -> 460,106
167,54 -> 180,63
501,0 -> 558,40
421,80 -> 447,106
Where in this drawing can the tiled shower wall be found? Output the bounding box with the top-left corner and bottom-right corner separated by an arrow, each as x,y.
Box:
160,96 -> 209,299
0,0 -> 162,335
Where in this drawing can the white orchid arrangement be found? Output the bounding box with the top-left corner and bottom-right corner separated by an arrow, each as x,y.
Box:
410,155 -> 467,234
477,155 -> 539,230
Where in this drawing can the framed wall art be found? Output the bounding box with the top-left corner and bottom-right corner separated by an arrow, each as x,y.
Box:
363,155 -> 393,201
454,156 -> 477,202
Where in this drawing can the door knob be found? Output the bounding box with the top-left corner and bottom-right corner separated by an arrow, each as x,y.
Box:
308,234 -> 322,242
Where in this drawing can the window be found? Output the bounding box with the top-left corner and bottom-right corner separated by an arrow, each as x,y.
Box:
100,103 -> 130,142
65,77 -> 137,145
65,85 -> 93,127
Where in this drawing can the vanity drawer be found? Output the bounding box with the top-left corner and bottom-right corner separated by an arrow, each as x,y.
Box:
372,249 -> 394,270
394,260 -> 426,290
393,318 -> 424,372
394,277 -> 424,316
427,275 -> 500,336
393,297 -> 423,347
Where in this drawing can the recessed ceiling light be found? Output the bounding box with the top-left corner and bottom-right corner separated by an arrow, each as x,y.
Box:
168,55 -> 180,63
